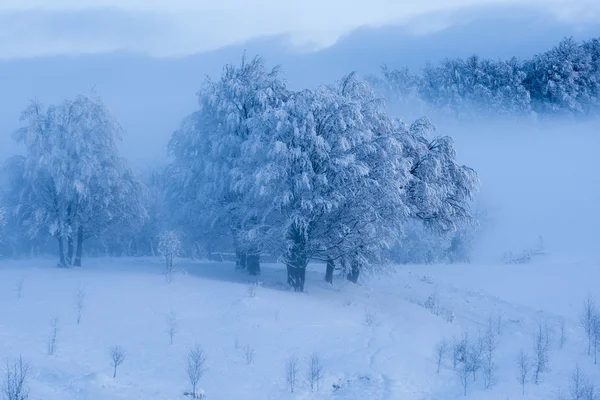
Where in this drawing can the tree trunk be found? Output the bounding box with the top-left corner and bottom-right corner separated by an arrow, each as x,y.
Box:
67,235 -> 74,265
247,251 -> 261,276
236,250 -> 247,270
286,228 -> 307,292
57,236 -> 66,267
346,257 -> 360,283
325,257 -> 334,284
74,227 -> 84,267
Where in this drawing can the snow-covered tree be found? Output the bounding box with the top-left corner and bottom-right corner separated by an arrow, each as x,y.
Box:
168,55 -> 289,275
6,93 -> 146,266
524,37 -> 596,114
240,73 -> 478,290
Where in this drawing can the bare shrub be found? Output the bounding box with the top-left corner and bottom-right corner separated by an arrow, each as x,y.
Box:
435,339 -> 448,373
1,356 -> 29,400
466,336 -> 483,382
186,346 -> 206,399
516,348 -> 530,396
285,354 -> 299,393
167,311 -> 179,345
158,230 -> 182,283
74,286 -> 86,325
559,317 -> 567,350
110,345 -> 126,378
580,294 -> 596,356
243,345 -> 255,365
307,352 -> 324,392
15,279 -> 24,300
482,323 -> 499,389
47,315 -> 59,356
532,321 -> 551,384
247,284 -> 257,298
452,332 -> 468,369
458,359 -> 470,396
364,308 -> 376,327
233,336 -> 240,351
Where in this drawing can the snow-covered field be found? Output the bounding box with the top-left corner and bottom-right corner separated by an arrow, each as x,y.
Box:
1,257 -> 598,400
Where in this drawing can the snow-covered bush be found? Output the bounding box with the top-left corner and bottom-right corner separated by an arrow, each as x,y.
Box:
158,230 -> 182,283
1,356 -> 29,400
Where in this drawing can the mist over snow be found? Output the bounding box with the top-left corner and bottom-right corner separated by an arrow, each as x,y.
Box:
1,3 -> 600,400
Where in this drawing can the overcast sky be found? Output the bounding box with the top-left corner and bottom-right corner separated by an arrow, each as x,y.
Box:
0,0 -> 599,58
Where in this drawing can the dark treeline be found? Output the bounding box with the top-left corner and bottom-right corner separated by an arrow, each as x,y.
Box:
370,37 -> 600,117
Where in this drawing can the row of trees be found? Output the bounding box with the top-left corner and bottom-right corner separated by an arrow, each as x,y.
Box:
371,37 -> 600,117
0,56 -> 479,291
167,56 -> 478,291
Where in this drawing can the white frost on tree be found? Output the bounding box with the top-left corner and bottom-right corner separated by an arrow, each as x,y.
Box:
5,93 -> 146,267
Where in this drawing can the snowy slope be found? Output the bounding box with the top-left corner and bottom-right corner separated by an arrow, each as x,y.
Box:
0,257 -> 598,400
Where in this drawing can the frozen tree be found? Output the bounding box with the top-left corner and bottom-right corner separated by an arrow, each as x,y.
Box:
1,356 -> 29,400
458,359 -> 470,396
158,230 -> 182,283
524,37 -> 595,114
186,346 -> 206,399
592,313 -> 600,365
74,285 -> 86,325
240,74 -> 478,291
166,311 -> 178,345
435,340 -> 448,373
6,94 -> 146,267
466,336 -> 483,382
168,55 -> 288,277
307,352 -> 324,391
532,321 -> 551,384
516,349 -> 530,396
110,345 -> 126,378
452,332 -> 469,369
285,354 -> 299,393
47,315 -> 59,356
482,323 -> 499,388
560,317 -> 567,349
580,294 -> 596,356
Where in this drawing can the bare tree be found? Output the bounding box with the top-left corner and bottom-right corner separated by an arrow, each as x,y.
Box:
233,335 -> 240,351
580,294 -> 596,356
458,359 -> 470,396
306,352 -> 324,391
74,286 -> 86,325
435,340 -> 448,373
592,313 -> 600,365
110,345 -> 126,378
15,279 -> 24,300
246,284 -> 257,298
158,230 -> 182,284
559,317 -> 567,350
186,346 -> 206,399
166,311 -> 178,345
570,364 -> 586,400
482,324 -> 499,389
1,356 -> 29,400
533,321 -> 551,384
516,348 -> 530,396
243,345 -> 255,365
467,336 -> 483,382
285,354 -> 299,393
47,315 -> 59,356
452,332 -> 468,370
